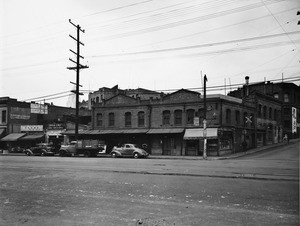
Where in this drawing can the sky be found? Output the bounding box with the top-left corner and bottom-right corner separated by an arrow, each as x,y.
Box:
1,0 -> 300,107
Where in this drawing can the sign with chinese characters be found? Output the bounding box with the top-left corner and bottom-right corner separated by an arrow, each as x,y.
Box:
21,125 -> 43,132
193,117 -> 199,126
292,107 -> 297,133
31,103 -> 48,114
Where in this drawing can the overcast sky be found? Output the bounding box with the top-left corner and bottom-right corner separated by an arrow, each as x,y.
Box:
1,0 -> 300,107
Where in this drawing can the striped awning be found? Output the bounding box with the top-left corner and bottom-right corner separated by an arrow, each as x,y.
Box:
183,128 -> 218,140
147,128 -> 184,134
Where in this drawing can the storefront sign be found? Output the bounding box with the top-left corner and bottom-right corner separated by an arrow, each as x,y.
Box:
31,103 -> 48,114
292,107 -> 297,133
10,107 -> 30,120
193,117 -> 199,126
47,123 -> 64,130
21,125 -> 43,132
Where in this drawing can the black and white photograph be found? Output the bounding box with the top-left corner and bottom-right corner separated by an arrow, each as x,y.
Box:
0,0 -> 300,225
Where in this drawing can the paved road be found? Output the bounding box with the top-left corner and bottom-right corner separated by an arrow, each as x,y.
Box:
0,141 -> 299,225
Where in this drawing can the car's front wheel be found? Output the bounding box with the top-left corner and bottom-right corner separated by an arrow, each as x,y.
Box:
111,152 -> 117,158
133,153 -> 139,159
25,151 -> 31,156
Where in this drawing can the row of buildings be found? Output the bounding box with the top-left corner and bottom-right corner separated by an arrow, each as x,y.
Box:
1,77 -> 299,156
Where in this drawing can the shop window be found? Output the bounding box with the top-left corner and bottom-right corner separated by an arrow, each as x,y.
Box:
174,110 -> 182,125
1,110 -> 6,123
108,112 -> 114,127
226,109 -> 231,124
138,111 -> 145,127
125,112 -> 131,127
269,107 -> 272,119
96,113 -> 102,127
235,110 -> 240,125
186,109 -> 195,125
284,120 -> 290,129
162,110 -> 170,125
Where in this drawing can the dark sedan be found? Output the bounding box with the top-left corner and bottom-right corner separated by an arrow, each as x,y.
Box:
24,143 -> 55,156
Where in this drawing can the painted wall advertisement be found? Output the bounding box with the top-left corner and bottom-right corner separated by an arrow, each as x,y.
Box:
292,107 -> 297,133
10,107 -> 30,120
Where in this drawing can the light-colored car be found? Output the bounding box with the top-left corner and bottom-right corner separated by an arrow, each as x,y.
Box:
111,144 -> 149,158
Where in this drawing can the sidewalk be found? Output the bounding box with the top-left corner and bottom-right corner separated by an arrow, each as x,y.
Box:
149,138 -> 300,160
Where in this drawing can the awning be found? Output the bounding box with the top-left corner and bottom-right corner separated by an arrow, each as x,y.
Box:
1,133 -> 26,141
99,129 -> 149,134
20,134 -> 44,140
147,128 -> 184,134
0,129 -> 5,137
184,128 -> 218,140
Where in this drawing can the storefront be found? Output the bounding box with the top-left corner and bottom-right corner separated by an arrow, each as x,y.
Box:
183,128 -> 234,156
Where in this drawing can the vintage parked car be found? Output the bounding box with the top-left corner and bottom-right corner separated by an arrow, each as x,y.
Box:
24,143 -> 55,156
110,143 -> 149,158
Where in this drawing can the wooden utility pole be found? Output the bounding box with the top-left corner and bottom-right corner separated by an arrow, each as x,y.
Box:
203,74 -> 207,159
67,19 -> 88,141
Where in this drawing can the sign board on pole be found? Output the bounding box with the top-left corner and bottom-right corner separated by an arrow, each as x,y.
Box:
292,107 -> 297,133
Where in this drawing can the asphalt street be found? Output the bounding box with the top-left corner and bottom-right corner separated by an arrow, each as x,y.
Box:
0,141 -> 299,225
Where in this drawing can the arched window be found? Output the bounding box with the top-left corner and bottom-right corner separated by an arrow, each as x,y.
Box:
108,112 -> 114,127
235,110 -> 240,125
125,112 -> 131,127
174,110 -> 182,125
162,110 -> 171,125
274,109 -> 277,120
96,113 -> 102,127
226,109 -> 231,124
138,111 -> 145,127
96,96 -> 100,103
258,104 -> 262,117
186,109 -> 195,125
263,106 -> 267,118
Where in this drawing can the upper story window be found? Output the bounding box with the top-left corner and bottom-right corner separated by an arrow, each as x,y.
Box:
263,106 -> 267,118
96,113 -> 102,127
138,111 -> 145,127
273,93 -> 279,99
274,109 -> 277,120
1,110 -> 7,124
108,112 -> 114,127
96,97 -> 100,103
243,112 -> 248,126
174,110 -> 182,125
125,112 -> 132,127
235,110 -> 240,125
269,107 -> 272,119
284,93 -> 289,102
226,109 -> 231,124
186,109 -> 195,125
162,110 -> 171,125
258,104 -> 262,117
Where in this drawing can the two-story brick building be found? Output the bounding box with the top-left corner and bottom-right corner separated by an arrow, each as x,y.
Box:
229,78 -> 299,139
88,89 -> 265,156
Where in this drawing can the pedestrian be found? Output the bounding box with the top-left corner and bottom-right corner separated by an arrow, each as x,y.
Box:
242,140 -> 247,152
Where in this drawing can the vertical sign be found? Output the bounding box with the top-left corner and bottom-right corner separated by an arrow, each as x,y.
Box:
292,107 -> 297,133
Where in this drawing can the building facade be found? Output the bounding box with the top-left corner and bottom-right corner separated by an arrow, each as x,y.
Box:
89,89 -> 272,156
229,79 -> 300,139
0,97 -> 91,151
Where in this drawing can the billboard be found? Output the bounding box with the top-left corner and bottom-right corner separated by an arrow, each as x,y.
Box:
31,103 -> 48,114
